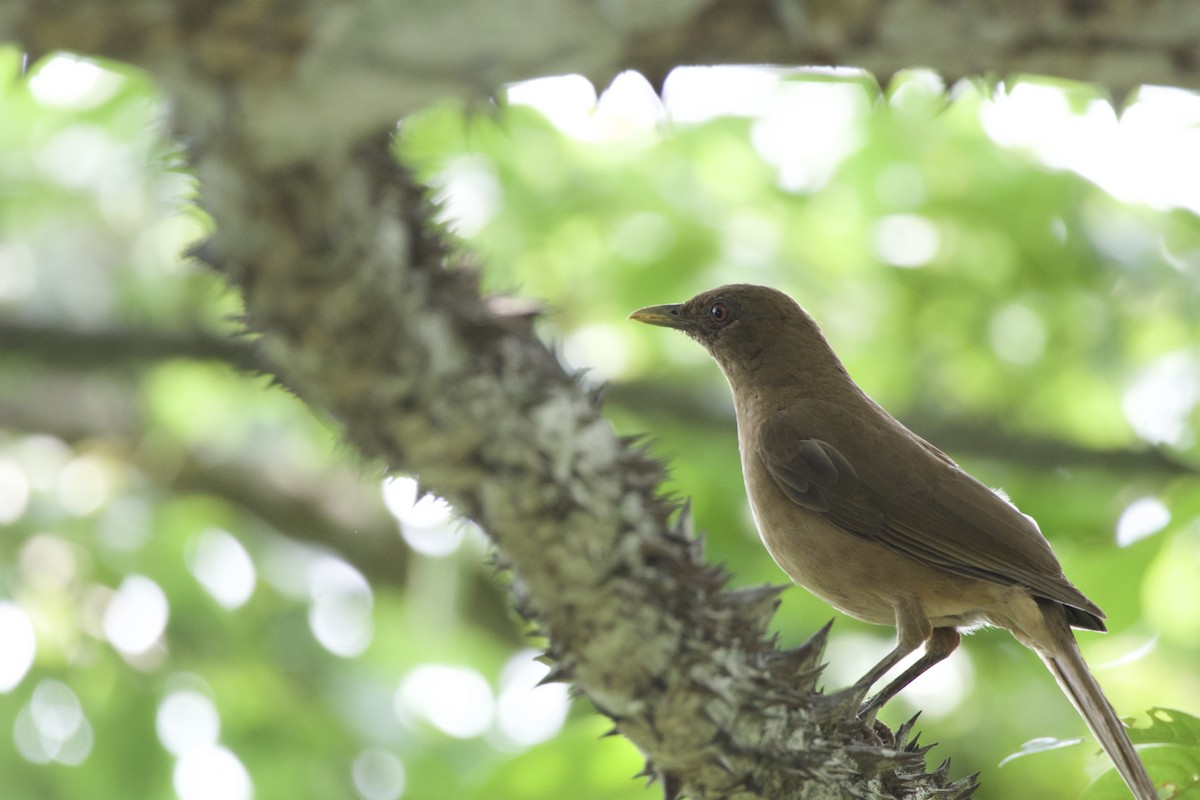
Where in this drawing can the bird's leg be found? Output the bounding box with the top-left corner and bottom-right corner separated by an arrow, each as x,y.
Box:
858,627 -> 962,720
849,641 -> 919,700
848,598 -> 930,707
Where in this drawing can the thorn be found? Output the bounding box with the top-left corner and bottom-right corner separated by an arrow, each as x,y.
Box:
951,772 -> 982,796
588,383 -> 606,406
802,618 -> 835,654
724,584 -> 787,625
817,682 -> 870,719
894,712 -> 922,749
485,293 -> 544,321
668,500 -> 694,538
638,537 -> 681,562
535,663 -> 572,687
763,618 -> 834,681
184,236 -> 215,263
600,726 -> 620,738
720,582 -> 787,638
702,563 -> 730,589
842,743 -> 913,773
726,582 -> 787,604
662,772 -> 683,800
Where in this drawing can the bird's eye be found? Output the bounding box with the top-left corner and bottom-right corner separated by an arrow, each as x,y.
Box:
709,302 -> 730,323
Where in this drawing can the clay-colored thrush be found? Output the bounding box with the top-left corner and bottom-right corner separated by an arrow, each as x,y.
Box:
631,284 -> 1155,800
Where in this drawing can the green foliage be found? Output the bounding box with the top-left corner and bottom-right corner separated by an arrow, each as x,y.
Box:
2,46 -> 1199,800
1084,709 -> 1200,798
1002,705 -> 1200,797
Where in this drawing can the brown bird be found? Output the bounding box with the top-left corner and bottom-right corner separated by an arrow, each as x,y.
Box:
630,284 -> 1156,800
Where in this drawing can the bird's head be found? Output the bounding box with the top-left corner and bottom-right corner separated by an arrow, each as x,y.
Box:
629,283 -> 846,392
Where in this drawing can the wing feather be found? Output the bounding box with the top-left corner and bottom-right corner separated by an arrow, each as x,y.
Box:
757,401 -> 1103,627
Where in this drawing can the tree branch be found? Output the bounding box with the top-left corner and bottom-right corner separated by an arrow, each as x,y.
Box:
0,319 -> 264,371
1,38 -> 973,800
183,127 -> 965,798
3,0 -> 1197,146
620,0 -> 1200,96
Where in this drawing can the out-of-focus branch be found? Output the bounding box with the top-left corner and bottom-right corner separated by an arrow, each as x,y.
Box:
167,455 -> 412,587
620,0 -> 1200,96
0,373 -> 518,640
4,320 -> 1194,478
0,320 -> 265,372
608,381 -> 1199,477
3,0 -> 1198,145
0,371 -> 402,573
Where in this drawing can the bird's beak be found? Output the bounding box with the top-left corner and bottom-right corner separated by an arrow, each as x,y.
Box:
629,303 -> 689,330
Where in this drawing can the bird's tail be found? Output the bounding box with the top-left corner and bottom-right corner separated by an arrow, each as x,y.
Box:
1037,603 -> 1157,800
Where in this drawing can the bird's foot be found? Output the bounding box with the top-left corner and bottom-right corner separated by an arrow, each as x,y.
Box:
868,718 -> 897,747
856,692 -> 887,724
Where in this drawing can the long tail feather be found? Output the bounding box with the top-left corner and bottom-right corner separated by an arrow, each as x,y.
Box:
1037,608 -> 1156,800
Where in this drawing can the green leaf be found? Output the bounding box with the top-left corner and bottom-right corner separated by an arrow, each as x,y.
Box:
1127,708 -> 1200,748
1081,744 -> 1200,799
1001,735 -> 1086,766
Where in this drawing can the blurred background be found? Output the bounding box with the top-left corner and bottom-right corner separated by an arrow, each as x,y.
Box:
1,46 -> 1198,799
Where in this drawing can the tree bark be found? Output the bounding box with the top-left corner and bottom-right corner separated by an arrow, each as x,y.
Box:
4,1 -> 1190,796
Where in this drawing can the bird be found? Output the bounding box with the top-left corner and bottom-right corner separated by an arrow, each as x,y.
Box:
629,284 -> 1156,800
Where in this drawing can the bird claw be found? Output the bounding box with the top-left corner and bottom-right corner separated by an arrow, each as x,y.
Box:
865,717 -> 897,747
856,692 -> 887,724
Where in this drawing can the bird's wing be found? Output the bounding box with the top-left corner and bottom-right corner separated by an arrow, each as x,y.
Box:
757,401 -> 1103,624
